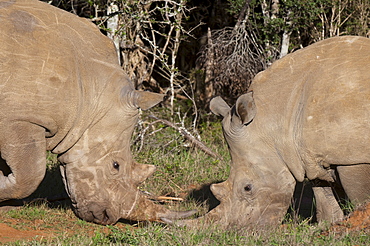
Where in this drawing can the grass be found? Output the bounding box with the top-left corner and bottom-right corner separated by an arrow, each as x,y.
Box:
3,210 -> 369,245
1,105 -> 369,245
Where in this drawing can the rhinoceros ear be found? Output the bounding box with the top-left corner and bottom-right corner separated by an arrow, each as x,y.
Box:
210,96 -> 230,117
134,91 -> 166,110
235,91 -> 256,125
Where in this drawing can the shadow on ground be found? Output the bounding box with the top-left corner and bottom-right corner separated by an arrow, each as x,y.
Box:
0,162 -> 71,211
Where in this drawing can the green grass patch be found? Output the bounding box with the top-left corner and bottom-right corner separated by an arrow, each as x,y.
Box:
10,221 -> 370,245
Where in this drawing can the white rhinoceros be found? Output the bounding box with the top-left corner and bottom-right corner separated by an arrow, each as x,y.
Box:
0,0 -> 194,225
173,36 -> 370,228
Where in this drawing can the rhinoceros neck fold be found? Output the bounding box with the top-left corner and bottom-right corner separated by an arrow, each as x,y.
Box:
50,78 -> 136,156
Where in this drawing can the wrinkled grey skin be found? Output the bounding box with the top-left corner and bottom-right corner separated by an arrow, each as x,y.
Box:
0,0 -> 195,225
173,36 -> 370,228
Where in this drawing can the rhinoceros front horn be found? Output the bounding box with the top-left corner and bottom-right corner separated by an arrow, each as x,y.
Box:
160,183 -> 226,227
160,205 -> 223,228
122,192 -> 198,222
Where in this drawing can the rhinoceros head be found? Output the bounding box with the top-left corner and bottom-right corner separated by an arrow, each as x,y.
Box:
57,89 -> 194,225
171,93 -> 295,228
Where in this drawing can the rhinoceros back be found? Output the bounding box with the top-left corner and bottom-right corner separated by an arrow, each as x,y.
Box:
249,36 -> 370,179
0,0 -> 126,149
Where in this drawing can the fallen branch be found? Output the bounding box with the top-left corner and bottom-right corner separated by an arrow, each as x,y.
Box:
156,196 -> 184,202
141,191 -> 184,202
148,115 -> 222,160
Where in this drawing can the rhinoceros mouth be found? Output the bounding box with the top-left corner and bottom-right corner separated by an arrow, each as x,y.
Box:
79,209 -> 118,225
72,202 -> 119,225
91,209 -> 117,225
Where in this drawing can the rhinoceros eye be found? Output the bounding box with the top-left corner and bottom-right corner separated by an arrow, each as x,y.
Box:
244,184 -> 252,192
112,161 -> 120,170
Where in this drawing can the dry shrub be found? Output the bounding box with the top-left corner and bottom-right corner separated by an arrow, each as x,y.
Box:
196,7 -> 267,105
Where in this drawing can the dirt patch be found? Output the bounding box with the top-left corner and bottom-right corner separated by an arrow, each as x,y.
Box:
0,208 -> 132,244
327,202 -> 370,234
0,220 -> 53,243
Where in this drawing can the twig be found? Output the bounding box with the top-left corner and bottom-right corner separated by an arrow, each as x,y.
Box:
156,196 -> 184,202
148,115 -> 222,160
141,191 -> 184,202
136,119 -> 163,152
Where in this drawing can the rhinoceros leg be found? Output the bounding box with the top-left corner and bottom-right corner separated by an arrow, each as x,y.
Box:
312,186 -> 344,223
337,164 -> 370,205
0,122 -> 46,202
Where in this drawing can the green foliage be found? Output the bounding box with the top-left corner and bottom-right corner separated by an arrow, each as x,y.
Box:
45,151 -> 58,168
229,0 -> 369,60
340,198 -> 356,215
227,0 -> 247,15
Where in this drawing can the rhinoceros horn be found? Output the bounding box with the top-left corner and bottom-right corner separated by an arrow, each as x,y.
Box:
161,182 -> 228,227
133,90 -> 167,110
122,191 -> 198,222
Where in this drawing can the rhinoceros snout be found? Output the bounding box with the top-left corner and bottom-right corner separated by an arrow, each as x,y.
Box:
90,209 -> 112,225
73,202 -> 118,225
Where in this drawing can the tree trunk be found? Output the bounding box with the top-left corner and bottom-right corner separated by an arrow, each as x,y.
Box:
107,1 -> 121,65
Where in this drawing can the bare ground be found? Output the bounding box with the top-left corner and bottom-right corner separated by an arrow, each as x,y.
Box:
328,202 -> 370,234
0,220 -> 51,243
